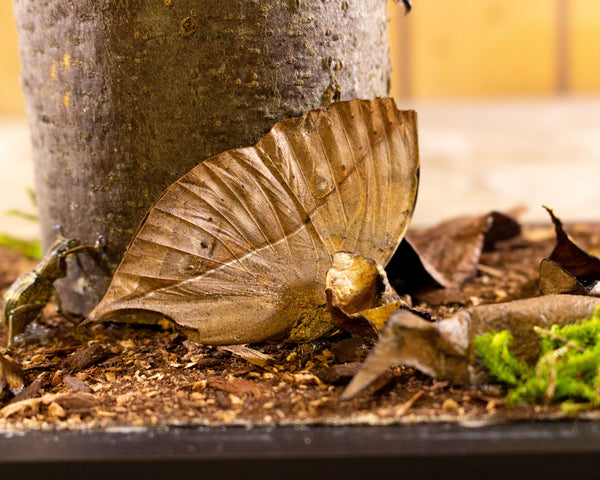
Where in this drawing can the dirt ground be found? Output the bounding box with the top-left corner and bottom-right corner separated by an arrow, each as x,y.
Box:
1,221 -> 600,431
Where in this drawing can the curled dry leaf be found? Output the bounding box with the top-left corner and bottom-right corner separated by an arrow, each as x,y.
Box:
389,210 -> 521,290
86,99 -> 419,344
0,354 -> 26,396
539,206 -> 600,295
325,251 -> 413,339
342,295 -> 600,399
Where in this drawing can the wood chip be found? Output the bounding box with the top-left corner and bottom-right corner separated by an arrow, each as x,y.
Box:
208,377 -> 261,395
442,398 -> 460,410
48,402 -> 66,418
63,375 -> 92,394
317,362 -> 362,385
9,374 -> 46,404
1,398 -> 41,418
394,390 -> 425,416
54,392 -> 99,411
220,345 -> 274,367
64,343 -> 111,371
192,357 -> 222,370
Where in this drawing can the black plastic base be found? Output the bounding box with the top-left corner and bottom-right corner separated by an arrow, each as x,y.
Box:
2,421 -> 599,479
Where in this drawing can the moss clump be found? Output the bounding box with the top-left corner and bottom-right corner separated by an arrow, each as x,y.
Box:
474,330 -> 531,385
474,306 -> 600,413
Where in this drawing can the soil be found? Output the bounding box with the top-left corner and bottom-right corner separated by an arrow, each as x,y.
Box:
2,221 -> 600,431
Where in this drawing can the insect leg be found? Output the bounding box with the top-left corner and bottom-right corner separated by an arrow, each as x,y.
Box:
63,235 -> 107,255
6,311 -> 15,350
5,303 -> 44,349
51,286 -> 75,322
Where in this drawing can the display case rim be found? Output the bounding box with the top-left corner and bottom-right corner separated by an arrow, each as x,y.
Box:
1,421 -> 600,479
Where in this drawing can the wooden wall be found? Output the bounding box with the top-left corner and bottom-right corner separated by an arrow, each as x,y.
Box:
0,1 -> 25,115
1,1 -> 600,116
389,0 -> 600,98
569,0 -> 600,91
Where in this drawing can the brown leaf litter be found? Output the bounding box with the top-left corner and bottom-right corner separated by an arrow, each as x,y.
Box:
3,217 -> 600,430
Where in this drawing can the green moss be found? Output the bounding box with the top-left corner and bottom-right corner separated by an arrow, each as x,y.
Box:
475,305 -> 600,413
474,330 -> 531,385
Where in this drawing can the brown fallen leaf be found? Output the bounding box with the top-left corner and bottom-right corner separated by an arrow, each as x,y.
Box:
342,295 -> 600,399
325,251 -> 410,339
85,98 -> 419,345
539,206 -> 600,295
388,210 -> 521,290
0,354 -> 26,396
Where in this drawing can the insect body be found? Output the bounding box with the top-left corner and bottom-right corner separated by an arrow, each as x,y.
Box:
1,233 -> 105,349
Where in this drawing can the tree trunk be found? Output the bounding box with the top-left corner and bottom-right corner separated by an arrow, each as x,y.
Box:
13,0 -> 392,315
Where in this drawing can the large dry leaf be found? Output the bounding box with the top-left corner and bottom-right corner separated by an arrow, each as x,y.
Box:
86,99 -> 419,345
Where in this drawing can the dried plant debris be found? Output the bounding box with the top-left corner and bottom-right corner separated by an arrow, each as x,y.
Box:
63,343 -> 111,372
343,295 -> 600,399
325,252 -> 412,339
4,215 -> 600,428
388,210 -> 521,291
1,392 -> 99,419
0,355 -> 25,396
85,98 -> 419,345
539,206 -> 600,295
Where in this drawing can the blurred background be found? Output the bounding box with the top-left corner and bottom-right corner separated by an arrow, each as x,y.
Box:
1,0 -> 599,244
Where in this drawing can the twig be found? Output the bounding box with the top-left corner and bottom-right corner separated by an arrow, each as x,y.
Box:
394,390 -> 424,416
533,326 -> 586,353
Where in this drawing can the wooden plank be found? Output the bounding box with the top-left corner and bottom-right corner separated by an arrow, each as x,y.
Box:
569,0 -> 600,92
387,2 -> 411,98
407,0 -> 557,98
0,3 -> 25,115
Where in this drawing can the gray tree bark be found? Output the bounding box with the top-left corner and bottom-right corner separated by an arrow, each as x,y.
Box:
13,0 -> 392,315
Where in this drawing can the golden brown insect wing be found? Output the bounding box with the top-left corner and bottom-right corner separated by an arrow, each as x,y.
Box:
87,99 -> 419,344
